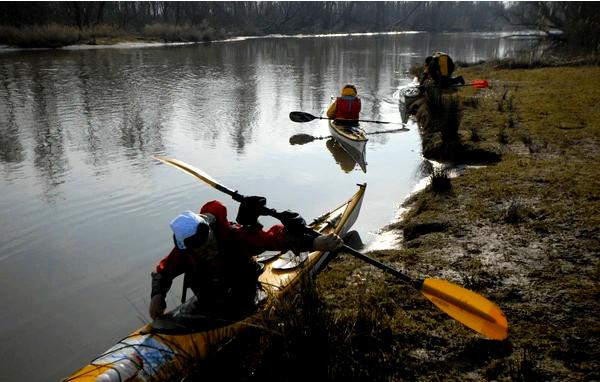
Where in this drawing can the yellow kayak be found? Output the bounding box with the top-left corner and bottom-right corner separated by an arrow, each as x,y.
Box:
64,184 -> 366,382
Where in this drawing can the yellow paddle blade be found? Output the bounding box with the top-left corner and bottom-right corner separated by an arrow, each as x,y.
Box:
420,278 -> 508,340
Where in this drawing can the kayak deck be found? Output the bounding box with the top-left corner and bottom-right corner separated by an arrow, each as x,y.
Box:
328,120 -> 368,142
64,184 -> 366,382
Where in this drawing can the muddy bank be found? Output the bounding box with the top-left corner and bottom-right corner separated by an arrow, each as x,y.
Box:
322,64 -> 599,380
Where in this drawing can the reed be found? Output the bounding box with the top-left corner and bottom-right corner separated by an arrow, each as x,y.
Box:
0,23 -> 80,48
142,23 -> 215,43
0,22 -> 220,48
429,167 -> 452,193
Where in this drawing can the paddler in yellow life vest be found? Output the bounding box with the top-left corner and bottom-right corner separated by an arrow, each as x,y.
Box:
326,84 -> 361,127
419,51 -> 465,88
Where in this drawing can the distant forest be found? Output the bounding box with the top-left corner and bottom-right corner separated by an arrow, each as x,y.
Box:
0,2 -> 598,51
0,2 -> 511,34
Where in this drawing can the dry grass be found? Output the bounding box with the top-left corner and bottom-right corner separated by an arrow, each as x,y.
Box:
0,23 -> 81,48
143,23 -> 215,43
380,63 -> 600,380
0,23 -> 220,48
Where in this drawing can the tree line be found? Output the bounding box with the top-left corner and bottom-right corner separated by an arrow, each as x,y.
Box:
0,2 -> 510,34
0,2 -> 598,51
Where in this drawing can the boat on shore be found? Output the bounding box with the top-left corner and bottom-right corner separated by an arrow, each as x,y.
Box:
328,120 -> 368,173
398,79 -> 422,124
64,184 -> 366,382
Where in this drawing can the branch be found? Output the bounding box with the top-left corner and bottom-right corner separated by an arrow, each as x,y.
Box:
390,3 -> 423,28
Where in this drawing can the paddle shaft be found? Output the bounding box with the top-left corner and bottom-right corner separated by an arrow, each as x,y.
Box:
156,155 -> 420,288
289,111 -> 402,125
316,116 -> 398,125
340,244 -> 422,289
417,80 -> 488,89
153,156 -> 508,340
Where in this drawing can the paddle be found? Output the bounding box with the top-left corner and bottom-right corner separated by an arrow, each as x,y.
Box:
152,156 -> 508,340
289,127 -> 409,145
417,79 -> 489,89
290,111 -> 405,125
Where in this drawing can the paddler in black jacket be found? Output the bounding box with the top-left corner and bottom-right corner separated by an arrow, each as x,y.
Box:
149,197 -> 343,320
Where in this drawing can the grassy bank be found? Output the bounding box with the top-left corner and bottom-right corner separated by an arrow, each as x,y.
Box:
194,64 -> 599,381
0,23 -> 221,48
369,65 -> 600,380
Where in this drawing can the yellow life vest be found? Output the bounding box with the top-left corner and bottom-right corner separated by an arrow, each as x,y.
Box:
438,54 -> 449,76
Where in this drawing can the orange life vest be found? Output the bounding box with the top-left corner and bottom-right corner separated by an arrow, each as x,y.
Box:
335,96 -> 361,121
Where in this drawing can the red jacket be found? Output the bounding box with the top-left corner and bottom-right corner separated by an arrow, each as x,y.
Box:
152,200 -> 288,299
335,96 -> 361,121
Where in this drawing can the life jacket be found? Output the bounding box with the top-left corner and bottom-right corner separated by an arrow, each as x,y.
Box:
187,204 -> 258,309
335,96 -> 361,121
434,52 -> 452,77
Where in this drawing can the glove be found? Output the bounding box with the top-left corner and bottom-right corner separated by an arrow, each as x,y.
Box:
313,233 -> 343,251
149,294 -> 166,319
236,195 -> 267,226
277,210 -> 307,232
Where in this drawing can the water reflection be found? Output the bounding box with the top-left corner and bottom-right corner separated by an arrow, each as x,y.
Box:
326,138 -> 360,173
2,32 -> 543,197
30,62 -> 68,201
0,65 -> 25,167
75,52 -> 105,174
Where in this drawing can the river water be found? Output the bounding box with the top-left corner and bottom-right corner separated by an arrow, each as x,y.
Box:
0,31 -> 541,381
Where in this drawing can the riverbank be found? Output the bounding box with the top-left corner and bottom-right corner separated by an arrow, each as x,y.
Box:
0,23 -> 221,48
317,64 -> 600,380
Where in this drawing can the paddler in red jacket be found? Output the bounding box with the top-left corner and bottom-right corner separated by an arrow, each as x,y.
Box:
326,84 -> 361,126
149,197 -> 343,320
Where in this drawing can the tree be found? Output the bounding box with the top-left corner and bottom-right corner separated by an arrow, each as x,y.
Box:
505,2 -> 600,52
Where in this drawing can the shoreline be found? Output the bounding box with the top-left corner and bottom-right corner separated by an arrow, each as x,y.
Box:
0,29 -> 546,52
319,63 -> 600,380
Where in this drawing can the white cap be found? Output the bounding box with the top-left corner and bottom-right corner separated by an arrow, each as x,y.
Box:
170,211 -> 208,250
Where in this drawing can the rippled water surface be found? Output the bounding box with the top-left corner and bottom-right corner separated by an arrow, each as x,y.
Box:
0,32 -> 540,380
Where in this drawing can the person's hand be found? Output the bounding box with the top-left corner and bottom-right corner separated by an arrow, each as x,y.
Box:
149,294 -> 166,319
313,233 -> 343,251
236,195 -> 267,226
277,210 -> 307,232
